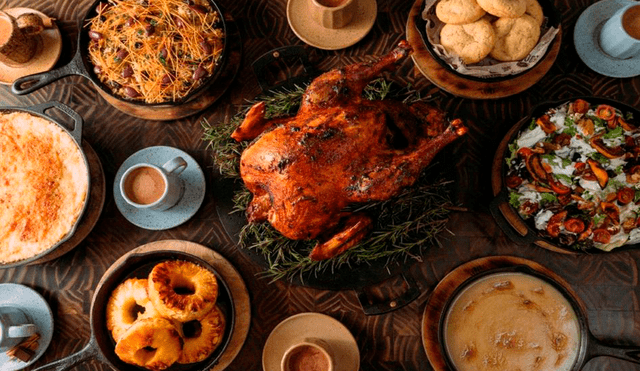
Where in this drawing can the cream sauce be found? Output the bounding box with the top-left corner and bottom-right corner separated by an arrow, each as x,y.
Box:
444,272 -> 581,371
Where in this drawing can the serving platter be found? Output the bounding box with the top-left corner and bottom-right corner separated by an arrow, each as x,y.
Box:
405,0 -> 562,99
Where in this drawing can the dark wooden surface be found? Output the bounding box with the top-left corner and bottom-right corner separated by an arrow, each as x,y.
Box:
1,0 -> 640,370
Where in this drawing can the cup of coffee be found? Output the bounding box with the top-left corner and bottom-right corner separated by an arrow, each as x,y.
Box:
310,0 -> 358,29
599,3 -> 640,59
120,156 -> 188,211
0,10 -> 45,65
0,306 -> 37,352
281,338 -> 334,371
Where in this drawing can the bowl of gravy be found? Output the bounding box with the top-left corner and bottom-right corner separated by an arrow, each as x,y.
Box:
422,256 -> 640,371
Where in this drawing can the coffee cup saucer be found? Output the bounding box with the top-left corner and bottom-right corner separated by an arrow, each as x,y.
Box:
0,283 -> 54,371
287,0 -> 377,50
0,8 -> 62,85
574,0 -> 640,78
262,312 -> 360,371
113,146 -> 206,231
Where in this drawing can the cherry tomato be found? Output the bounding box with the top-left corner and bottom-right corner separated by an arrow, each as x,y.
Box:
564,218 -> 585,233
592,229 -> 611,244
617,187 -> 635,205
596,105 -> 616,121
572,99 -> 590,114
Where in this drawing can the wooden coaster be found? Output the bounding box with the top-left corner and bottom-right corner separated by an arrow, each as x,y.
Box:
28,141 -> 106,265
108,240 -> 251,371
406,0 -> 562,99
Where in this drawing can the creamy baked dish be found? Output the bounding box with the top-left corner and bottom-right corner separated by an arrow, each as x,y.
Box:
87,0 -> 225,103
0,111 -> 89,264
505,99 -> 640,251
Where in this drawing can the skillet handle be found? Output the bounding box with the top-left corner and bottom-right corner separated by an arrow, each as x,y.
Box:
489,190 -> 539,246
356,273 -> 421,315
28,101 -> 84,144
11,56 -> 84,95
31,338 -> 100,371
587,334 -> 640,364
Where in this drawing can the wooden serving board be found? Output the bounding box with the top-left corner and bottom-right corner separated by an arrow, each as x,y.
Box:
102,240 -> 251,371
29,141 -> 106,265
406,0 -> 562,99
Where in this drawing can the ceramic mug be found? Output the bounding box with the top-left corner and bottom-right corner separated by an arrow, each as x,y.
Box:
0,306 -> 37,352
281,338 -> 334,371
0,10 -> 45,65
599,3 -> 640,59
120,157 -> 188,211
310,0 -> 358,29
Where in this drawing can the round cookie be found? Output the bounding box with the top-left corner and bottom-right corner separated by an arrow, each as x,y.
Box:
440,17 -> 496,64
525,0 -> 544,26
436,0 -> 486,25
490,14 -> 541,61
476,0 -> 527,17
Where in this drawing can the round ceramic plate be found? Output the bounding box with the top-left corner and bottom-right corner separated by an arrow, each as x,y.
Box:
0,8 -> 62,85
262,312 -> 360,371
0,283 -> 54,371
113,146 -> 206,230
574,0 -> 640,78
287,0 -> 377,50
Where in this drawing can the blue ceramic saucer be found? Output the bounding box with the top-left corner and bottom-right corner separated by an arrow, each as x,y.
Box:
0,283 -> 54,371
574,0 -> 640,78
113,146 -> 206,230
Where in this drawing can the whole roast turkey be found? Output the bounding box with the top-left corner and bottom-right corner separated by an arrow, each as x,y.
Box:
232,40 -> 467,261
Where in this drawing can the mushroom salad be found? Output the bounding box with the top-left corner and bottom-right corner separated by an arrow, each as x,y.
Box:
505,99 -> 640,251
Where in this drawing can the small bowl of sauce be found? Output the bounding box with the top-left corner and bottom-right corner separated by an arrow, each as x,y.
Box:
443,272 -> 581,371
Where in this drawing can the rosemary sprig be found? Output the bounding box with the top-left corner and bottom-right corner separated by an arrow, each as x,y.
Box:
202,79 -> 454,283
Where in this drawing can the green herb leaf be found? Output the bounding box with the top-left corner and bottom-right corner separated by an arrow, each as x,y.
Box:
540,193 -> 558,205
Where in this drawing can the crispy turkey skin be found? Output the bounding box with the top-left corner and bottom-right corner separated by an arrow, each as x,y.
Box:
232,40 -> 467,260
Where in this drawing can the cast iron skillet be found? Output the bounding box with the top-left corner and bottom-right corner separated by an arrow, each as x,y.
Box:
11,0 -> 227,114
490,97 -> 640,254
31,250 -> 235,371
0,101 -> 90,269
414,0 -> 561,83
422,256 -> 640,370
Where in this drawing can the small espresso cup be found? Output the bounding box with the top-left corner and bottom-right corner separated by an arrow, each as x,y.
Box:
311,0 -> 358,29
599,3 -> 640,59
0,306 -> 37,352
0,11 -> 45,65
120,157 -> 188,211
281,338 -> 334,371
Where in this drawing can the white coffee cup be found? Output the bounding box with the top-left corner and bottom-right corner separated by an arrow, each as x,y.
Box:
0,306 -> 37,352
120,156 -> 187,211
599,3 -> 640,59
310,0 -> 358,29
281,338 -> 334,371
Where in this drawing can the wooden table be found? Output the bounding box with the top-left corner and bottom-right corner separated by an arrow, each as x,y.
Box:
1,0 -> 639,370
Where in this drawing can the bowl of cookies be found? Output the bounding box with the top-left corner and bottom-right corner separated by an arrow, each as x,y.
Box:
417,0 -> 561,81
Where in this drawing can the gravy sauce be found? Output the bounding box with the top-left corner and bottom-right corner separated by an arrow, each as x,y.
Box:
444,272 -> 581,371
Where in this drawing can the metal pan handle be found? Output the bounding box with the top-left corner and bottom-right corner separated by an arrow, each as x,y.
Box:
12,53 -> 85,96
31,338 -> 100,371
29,101 -> 84,144
356,273 -> 421,315
489,190 -> 540,246
586,333 -> 640,364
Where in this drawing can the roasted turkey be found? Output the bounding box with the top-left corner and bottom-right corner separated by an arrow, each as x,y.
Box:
232,40 -> 467,261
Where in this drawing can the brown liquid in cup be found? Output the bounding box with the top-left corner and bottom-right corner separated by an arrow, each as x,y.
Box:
285,345 -> 330,371
316,0 -> 348,7
123,166 -> 166,205
622,4 -> 640,40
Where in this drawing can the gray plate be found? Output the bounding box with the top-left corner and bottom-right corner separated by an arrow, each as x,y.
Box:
113,146 -> 206,230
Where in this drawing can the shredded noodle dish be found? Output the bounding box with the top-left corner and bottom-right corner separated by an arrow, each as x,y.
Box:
86,0 -> 224,103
